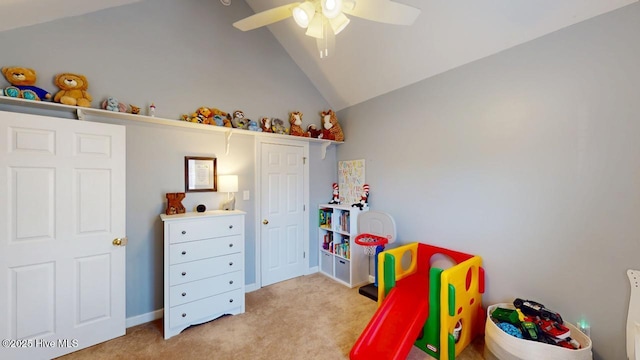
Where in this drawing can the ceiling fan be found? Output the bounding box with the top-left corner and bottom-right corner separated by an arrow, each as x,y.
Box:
233,0 -> 421,58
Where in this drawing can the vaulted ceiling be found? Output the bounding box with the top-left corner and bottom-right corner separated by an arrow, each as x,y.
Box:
2,0 -> 637,110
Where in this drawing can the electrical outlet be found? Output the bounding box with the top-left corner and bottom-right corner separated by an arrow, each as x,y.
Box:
243,190 -> 250,200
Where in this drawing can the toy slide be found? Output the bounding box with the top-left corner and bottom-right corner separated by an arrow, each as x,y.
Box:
350,273 -> 430,360
350,242 -> 485,360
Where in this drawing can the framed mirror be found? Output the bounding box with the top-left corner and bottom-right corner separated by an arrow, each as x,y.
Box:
185,156 -> 217,192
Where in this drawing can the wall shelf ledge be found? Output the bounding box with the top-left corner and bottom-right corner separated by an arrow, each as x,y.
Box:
0,96 -> 342,158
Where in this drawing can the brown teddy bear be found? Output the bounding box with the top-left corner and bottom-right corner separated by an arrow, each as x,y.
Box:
2,66 -> 51,101
289,111 -> 309,137
53,73 -> 92,107
165,193 -> 186,215
260,117 -> 273,133
320,109 -> 344,141
307,124 -> 322,138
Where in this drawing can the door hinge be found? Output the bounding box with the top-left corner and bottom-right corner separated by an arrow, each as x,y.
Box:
303,157 -> 307,164
303,204 -> 306,211
303,251 -> 306,259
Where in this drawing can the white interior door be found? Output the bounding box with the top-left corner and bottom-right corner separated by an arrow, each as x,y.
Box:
260,142 -> 307,287
0,110 -> 126,359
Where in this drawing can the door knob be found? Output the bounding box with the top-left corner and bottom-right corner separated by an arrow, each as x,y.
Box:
112,237 -> 128,246
262,219 -> 269,225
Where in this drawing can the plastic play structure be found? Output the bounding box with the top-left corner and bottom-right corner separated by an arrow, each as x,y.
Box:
350,242 -> 486,360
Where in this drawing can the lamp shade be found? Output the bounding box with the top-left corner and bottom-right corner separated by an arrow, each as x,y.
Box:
218,175 -> 238,193
329,12 -> 350,35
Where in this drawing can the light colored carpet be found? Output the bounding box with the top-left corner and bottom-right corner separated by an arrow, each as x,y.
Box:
58,273 -> 485,359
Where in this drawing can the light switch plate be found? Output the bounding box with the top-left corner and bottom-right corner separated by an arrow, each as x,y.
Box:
243,190 -> 250,200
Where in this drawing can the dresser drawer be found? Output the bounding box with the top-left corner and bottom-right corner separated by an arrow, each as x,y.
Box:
169,252 -> 243,285
169,235 -> 242,265
169,271 -> 243,307
168,215 -> 243,244
170,288 -> 243,329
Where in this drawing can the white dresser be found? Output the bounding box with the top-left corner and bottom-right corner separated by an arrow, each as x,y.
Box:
160,210 -> 246,339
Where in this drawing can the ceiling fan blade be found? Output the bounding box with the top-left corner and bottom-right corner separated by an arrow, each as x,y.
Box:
233,2 -> 301,31
342,0 -> 420,26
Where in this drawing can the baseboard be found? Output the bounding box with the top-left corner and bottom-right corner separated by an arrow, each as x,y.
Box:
245,283 -> 259,292
308,266 -> 318,275
126,309 -> 163,328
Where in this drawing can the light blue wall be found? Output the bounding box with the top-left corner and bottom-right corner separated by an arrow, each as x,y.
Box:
0,0 -> 334,319
337,4 -> 640,359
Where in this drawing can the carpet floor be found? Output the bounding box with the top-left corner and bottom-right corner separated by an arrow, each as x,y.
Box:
57,273 -> 485,359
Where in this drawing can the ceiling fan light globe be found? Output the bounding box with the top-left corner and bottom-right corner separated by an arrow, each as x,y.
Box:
293,1 -> 316,28
293,8 -> 309,27
321,0 -> 342,19
306,15 -> 324,38
329,12 -> 350,34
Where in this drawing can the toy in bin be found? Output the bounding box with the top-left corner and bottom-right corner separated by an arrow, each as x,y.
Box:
513,298 -> 563,324
491,298 -> 580,350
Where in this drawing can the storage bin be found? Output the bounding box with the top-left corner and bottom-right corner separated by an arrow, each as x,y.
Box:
320,251 -> 333,276
335,257 -> 350,283
484,303 -> 592,360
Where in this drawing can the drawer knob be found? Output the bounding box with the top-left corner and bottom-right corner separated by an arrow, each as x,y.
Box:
229,243 -> 233,247
229,299 -> 234,303
229,262 -> 233,266
228,225 -> 233,229
229,280 -> 234,285
182,292 -> 186,297
181,230 -> 186,235
182,313 -> 186,318
181,251 -> 186,255
181,272 -> 186,276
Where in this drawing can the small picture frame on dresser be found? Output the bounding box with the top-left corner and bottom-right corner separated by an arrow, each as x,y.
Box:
185,156 -> 217,192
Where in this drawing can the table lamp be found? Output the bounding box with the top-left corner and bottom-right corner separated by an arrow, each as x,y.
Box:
218,175 -> 238,210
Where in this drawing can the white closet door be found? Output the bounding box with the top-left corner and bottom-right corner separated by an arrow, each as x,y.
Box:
0,110 -> 126,359
260,142 -> 306,287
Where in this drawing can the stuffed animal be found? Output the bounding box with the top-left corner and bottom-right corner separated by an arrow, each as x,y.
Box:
248,120 -> 262,132
231,110 -> 250,129
1,66 -> 52,101
328,183 -> 340,204
211,108 -> 232,126
101,97 -> 127,112
260,117 -> 273,133
271,118 -> 288,134
165,192 -> 186,215
319,109 -> 344,141
192,107 -> 213,124
130,104 -> 141,114
351,184 -> 369,210
307,124 -> 322,138
53,73 -> 92,107
289,111 -> 309,137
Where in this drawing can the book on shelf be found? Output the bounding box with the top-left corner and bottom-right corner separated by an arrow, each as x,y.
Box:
333,237 -> 350,259
338,211 -> 350,232
322,232 -> 333,251
319,209 -> 332,229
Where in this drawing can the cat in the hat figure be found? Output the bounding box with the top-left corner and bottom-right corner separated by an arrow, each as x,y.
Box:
328,183 -> 340,204
352,184 -> 369,210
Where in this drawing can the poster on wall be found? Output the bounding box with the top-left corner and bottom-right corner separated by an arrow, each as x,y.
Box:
338,159 -> 365,205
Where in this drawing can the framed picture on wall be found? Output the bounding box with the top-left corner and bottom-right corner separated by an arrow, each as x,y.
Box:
185,156 -> 217,192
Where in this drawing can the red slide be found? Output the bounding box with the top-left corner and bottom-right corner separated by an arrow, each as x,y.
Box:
350,274 -> 430,360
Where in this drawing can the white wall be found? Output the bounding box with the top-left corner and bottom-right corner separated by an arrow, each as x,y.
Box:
0,0 -> 335,319
337,4 -> 640,359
